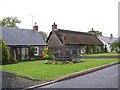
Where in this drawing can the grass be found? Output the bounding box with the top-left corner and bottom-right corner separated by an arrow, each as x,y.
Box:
82,53 -> 118,56
1,58 -> 118,80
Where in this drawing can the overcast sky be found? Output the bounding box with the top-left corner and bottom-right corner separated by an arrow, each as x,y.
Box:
0,0 -> 119,37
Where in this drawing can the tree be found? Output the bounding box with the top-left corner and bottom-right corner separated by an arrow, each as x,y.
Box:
38,31 -> 48,41
0,16 -> 21,28
110,40 -> 120,52
0,38 -> 10,63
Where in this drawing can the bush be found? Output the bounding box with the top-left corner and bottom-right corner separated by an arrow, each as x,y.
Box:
30,47 -> 35,58
110,40 -> 120,53
86,46 -> 92,54
45,60 -> 73,65
45,60 -> 53,64
0,39 -> 10,63
9,58 -> 18,63
101,46 -> 105,53
92,45 -> 98,54
104,45 -> 108,53
30,58 -> 36,61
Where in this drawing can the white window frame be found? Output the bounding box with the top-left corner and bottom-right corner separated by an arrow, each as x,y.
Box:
34,47 -> 39,56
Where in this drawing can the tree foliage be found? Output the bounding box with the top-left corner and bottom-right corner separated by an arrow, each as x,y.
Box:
38,31 -> 48,41
86,45 -> 103,54
86,46 -> 92,54
42,46 -> 49,59
0,16 -> 21,28
0,38 -> 10,63
110,40 -> 120,52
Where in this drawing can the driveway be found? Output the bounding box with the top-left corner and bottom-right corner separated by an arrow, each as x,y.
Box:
38,64 -> 119,88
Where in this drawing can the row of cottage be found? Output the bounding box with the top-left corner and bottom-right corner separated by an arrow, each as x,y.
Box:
0,22 -> 118,61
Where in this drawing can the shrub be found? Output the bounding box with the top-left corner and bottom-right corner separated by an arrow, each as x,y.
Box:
110,40 -> 120,53
97,48 -> 100,53
9,58 -> 18,63
104,45 -> 108,53
45,60 -> 53,64
92,45 -> 98,54
30,58 -> 36,61
0,39 -> 10,63
42,47 -> 55,60
101,46 -> 105,53
42,47 -> 49,59
86,46 -> 92,54
30,47 -> 35,58
44,54 -> 49,59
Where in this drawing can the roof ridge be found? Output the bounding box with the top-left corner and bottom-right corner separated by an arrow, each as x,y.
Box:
99,36 -> 118,39
57,29 -> 94,35
2,26 -> 34,31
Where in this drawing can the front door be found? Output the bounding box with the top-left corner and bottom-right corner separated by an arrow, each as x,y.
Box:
17,48 -> 21,61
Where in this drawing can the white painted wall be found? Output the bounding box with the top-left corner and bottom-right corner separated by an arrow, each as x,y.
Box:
98,37 -> 111,52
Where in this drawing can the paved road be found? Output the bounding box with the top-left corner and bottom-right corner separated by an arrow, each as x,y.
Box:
39,64 -> 119,88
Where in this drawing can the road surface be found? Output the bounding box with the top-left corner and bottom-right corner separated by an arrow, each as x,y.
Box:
39,64 -> 119,88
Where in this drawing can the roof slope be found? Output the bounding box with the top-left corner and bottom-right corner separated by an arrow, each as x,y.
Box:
0,27 -> 47,46
47,29 -> 103,45
98,36 -> 118,44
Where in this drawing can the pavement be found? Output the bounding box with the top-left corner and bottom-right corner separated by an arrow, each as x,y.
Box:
32,64 -> 119,89
0,71 -> 49,90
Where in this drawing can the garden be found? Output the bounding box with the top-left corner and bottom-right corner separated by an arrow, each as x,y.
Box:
1,58 -> 118,80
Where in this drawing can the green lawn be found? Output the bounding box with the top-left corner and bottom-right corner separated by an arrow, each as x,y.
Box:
1,59 -> 118,80
82,53 -> 118,56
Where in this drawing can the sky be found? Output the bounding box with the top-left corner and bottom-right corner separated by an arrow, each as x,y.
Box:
0,0 -> 119,37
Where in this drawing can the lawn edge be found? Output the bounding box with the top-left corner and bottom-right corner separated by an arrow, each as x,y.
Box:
23,61 -> 119,90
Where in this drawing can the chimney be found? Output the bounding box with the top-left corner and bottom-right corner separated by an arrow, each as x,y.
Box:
52,22 -> 57,32
33,22 -> 38,32
92,27 -> 94,31
110,34 -> 113,39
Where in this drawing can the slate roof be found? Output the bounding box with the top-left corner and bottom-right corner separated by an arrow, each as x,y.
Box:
98,36 -> 118,44
0,26 -> 47,46
47,29 -> 103,46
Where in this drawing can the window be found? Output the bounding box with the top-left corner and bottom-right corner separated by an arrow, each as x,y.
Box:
21,48 -> 25,60
26,48 -> 29,55
34,47 -> 39,56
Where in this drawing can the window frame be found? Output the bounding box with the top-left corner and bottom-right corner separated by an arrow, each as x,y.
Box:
34,47 -> 39,56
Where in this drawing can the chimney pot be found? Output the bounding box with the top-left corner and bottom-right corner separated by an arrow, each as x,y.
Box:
92,28 -> 94,31
52,22 -> 57,32
110,34 -> 113,39
33,22 -> 38,32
